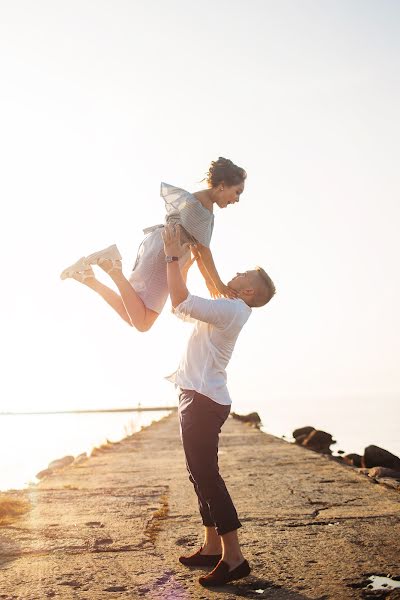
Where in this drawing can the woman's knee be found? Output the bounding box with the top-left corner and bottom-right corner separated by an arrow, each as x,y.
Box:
133,309 -> 159,332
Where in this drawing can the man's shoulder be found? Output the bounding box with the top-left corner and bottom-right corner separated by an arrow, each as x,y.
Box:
212,298 -> 252,323
215,297 -> 251,310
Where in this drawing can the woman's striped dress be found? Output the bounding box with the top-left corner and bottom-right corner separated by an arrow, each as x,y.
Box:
128,183 -> 215,314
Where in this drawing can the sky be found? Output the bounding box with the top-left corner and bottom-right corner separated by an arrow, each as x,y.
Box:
0,1 -> 399,448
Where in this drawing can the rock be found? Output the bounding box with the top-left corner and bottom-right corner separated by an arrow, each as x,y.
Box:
363,445 -> 400,470
301,430 -> 336,455
357,467 -> 400,491
48,456 -> 75,470
74,453 -> 88,465
343,453 -> 363,467
293,426 -> 316,444
231,412 -> 262,427
36,468 -> 53,480
36,455 -> 77,480
367,467 -> 400,479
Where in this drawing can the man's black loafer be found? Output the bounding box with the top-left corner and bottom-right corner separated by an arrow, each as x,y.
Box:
179,547 -> 222,567
199,559 -> 251,586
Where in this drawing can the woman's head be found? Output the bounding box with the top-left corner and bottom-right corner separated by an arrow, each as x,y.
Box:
206,157 -> 246,209
206,157 -> 247,188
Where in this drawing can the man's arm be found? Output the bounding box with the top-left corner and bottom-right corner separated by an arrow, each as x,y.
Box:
161,225 -> 239,328
161,224 -> 189,308
167,261 -> 189,308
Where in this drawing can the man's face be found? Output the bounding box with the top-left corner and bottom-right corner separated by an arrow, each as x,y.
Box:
215,182 -> 245,209
227,270 -> 258,291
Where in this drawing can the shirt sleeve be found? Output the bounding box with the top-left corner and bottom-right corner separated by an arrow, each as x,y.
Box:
173,294 -> 241,329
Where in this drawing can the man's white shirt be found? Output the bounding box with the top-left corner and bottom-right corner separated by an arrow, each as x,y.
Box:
166,294 -> 252,405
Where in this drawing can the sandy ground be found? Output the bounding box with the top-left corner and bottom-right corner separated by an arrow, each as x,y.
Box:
0,413 -> 399,599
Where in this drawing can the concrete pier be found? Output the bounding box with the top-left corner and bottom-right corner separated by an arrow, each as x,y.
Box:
0,413 -> 399,599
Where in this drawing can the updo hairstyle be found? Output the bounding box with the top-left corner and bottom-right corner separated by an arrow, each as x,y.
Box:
206,157 -> 247,188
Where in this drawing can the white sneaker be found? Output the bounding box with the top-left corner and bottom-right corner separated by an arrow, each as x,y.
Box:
60,257 -> 88,280
70,264 -> 95,283
85,244 -> 122,265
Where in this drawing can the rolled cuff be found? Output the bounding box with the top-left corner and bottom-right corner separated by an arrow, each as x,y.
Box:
172,293 -> 196,323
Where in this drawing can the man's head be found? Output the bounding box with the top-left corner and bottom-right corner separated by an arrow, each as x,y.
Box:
227,268 -> 276,307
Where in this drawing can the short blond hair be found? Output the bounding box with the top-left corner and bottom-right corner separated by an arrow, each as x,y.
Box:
251,267 -> 276,307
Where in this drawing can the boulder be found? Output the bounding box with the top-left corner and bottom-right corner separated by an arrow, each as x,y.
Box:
293,426 -> 316,445
74,453 -> 87,465
363,445 -> 400,470
48,455 -> 75,470
343,453 -> 363,467
301,429 -> 336,455
36,468 -> 53,480
231,412 -> 262,427
367,466 -> 400,479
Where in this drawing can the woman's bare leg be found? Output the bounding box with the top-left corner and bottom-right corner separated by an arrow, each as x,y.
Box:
98,259 -> 159,332
98,252 -> 197,332
74,249 -> 196,332
73,270 -> 133,327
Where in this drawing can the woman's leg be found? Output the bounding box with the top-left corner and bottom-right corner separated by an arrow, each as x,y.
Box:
73,270 -> 133,327
98,248 -> 196,331
72,243 -> 195,331
98,259 -> 159,332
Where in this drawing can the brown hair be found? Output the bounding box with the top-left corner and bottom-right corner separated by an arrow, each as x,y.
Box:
205,157 -> 247,188
251,267 -> 276,307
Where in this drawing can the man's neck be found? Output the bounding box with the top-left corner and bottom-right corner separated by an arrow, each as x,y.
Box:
236,293 -> 252,307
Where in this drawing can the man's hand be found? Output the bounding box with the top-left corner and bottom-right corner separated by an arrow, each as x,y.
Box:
161,224 -> 188,257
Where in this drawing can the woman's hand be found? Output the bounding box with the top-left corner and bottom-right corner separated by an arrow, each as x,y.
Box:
214,280 -> 239,299
206,279 -> 220,298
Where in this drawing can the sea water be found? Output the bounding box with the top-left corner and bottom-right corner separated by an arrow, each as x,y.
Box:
0,410 -> 170,492
1,394 -> 399,492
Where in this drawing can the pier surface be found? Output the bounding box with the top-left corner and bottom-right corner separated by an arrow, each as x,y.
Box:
0,413 -> 399,599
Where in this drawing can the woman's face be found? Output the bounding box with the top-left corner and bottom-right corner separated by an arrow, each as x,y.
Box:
215,181 -> 245,208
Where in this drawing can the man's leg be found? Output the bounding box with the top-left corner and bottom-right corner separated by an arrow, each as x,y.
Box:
202,526 -> 221,555
192,526 -> 246,568
199,528 -> 251,587
178,390 -> 245,564
186,475 -> 221,555
220,529 -> 245,570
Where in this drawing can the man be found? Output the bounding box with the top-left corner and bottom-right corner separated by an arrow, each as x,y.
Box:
162,224 -> 276,587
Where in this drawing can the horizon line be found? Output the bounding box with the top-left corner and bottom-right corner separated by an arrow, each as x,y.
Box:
0,406 -> 178,416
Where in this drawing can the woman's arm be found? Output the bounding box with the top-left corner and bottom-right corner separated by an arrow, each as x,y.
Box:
196,244 -> 238,298
191,249 -> 219,298
180,252 -> 197,284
